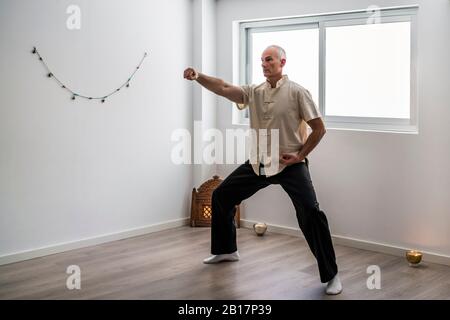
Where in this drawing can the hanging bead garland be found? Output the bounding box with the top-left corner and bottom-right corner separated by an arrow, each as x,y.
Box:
31,46 -> 148,103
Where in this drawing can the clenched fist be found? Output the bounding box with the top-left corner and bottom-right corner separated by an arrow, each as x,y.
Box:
183,67 -> 199,81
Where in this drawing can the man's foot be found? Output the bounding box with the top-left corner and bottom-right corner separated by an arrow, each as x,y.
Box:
325,274 -> 343,295
203,251 -> 240,264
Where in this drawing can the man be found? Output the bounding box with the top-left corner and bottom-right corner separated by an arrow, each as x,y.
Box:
183,45 -> 342,295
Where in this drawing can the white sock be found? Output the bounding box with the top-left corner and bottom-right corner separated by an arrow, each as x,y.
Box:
325,274 -> 343,295
203,251 -> 240,264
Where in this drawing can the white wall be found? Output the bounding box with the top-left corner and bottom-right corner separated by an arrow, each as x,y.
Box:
216,0 -> 450,257
192,0 -> 217,188
0,0 -> 193,258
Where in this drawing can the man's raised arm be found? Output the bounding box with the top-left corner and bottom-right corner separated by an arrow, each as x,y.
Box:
183,67 -> 244,104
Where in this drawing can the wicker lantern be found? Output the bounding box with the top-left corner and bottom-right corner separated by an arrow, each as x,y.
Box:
190,175 -> 240,227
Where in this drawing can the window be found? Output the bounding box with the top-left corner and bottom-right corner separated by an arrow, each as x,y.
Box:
235,6 -> 418,133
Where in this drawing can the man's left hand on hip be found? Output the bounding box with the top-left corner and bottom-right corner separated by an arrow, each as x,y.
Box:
280,153 -> 305,165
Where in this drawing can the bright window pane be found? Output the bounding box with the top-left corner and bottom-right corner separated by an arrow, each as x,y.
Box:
250,28 -> 319,106
325,22 -> 410,118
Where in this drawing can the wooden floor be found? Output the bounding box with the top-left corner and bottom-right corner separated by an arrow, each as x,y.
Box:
1,226 -> 449,300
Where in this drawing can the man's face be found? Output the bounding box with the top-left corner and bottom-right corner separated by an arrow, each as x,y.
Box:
261,47 -> 285,78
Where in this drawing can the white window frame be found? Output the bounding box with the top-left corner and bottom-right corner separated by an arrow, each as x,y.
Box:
233,5 -> 418,133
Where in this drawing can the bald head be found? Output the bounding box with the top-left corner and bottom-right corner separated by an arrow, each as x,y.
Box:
261,45 -> 286,84
265,45 -> 286,61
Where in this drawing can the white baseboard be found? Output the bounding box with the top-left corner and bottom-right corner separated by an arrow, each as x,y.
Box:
240,219 -> 450,266
0,218 -> 190,266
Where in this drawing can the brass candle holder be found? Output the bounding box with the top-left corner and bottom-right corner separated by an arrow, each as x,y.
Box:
253,223 -> 267,236
406,250 -> 423,267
